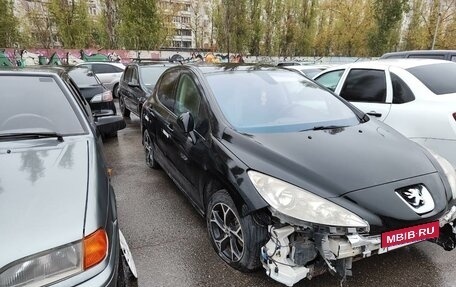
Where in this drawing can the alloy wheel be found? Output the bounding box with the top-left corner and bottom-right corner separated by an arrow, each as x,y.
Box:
143,130 -> 155,168
209,203 -> 245,262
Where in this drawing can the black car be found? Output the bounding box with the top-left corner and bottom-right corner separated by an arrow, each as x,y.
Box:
118,62 -> 174,117
0,67 -> 135,286
68,67 -> 118,118
140,64 -> 456,286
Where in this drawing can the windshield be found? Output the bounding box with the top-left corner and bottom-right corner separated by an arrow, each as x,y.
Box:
0,75 -> 85,136
68,67 -> 100,86
140,66 -> 169,86
406,63 -> 456,95
206,70 -> 359,133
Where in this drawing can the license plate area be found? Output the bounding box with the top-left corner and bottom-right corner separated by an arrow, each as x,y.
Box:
381,221 -> 440,248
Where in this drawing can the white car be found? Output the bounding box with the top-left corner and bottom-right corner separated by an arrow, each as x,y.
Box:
314,59 -> 456,168
285,64 -> 333,78
77,62 -> 125,97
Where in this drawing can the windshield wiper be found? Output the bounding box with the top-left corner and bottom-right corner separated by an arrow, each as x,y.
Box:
311,125 -> 346,131
0,132 -> 64,142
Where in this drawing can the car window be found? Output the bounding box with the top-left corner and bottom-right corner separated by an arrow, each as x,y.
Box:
156,69 -> 180,112
140,66 -> 169,87
131,68 -> 139,85
0,75 -> 85,135
407,63 -> 456,95
93,64 -> 121,74
391,73 -> 415,104
68,68 -> 100,86
175,74 -> 200,119
123,66 -> 133,83
408,54 -> 445,60
451,56 -> 456,62
340,69 -> 386,103
314,69 -> 344,91
206,70 -> 360,133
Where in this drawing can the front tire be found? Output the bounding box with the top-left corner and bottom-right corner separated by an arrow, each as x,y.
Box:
206,190 -> 267,272
119,95 -> 130,117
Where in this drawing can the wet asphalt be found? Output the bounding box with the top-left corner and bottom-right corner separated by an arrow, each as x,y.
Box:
103,112 -> 456,287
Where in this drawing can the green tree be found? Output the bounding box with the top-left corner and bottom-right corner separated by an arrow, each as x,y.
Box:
117,0 -> 166,50
48,0 -> 93,48
0,0 -> 21,47
368,0 -> 408,55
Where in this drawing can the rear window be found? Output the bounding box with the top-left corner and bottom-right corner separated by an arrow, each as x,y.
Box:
0,75 -> 85,135
407,63 -> 456,95
140,66 -> 169,87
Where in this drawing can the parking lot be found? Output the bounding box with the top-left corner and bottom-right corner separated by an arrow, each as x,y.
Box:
104,110 -> 456,287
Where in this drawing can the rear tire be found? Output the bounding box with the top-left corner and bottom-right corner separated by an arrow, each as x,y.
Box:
206,190 -> 267,272
143,130 -> 159,169
113,83 -> 119,98
119,95 -> 130,117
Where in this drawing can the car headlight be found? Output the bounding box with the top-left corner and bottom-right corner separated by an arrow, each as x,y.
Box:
248,170 -> 369,228
0,228 -> 108,287
428,150 -> 456,199
0,242 -> 83,287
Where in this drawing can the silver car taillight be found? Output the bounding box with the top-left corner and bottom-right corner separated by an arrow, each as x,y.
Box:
90,91 -> 113,103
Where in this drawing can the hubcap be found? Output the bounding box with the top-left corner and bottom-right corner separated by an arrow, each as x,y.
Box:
209,203 -> 244,262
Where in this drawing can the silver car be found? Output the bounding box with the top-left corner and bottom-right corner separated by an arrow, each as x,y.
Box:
77,62 -> 125,98
0,68 -> 136,286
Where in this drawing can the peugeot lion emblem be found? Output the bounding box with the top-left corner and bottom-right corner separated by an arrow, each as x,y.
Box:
396,185 -> 435,214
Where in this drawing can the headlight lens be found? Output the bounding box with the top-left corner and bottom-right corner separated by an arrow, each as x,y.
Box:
248,170 -> 369,228
0,242 -> 83,287
428,150 -> 456,199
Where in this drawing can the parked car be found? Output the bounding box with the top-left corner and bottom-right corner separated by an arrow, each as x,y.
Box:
141,64 -> 456,286
313,59 -> 456,169
0,68 -> 136,286
118,62 -> 175,117
284,64 -> 332,78
380,50 -> 456,62
67,67 -> 125,137
77,62 -> 125,98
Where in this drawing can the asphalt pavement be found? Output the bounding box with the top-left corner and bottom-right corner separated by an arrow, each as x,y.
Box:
103,111 -> 456,287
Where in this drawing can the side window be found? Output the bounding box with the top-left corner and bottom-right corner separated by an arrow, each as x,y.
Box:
123,67 -> 133,83
451,55 -> 456,62
314,70 -> 344,91
391,73 -> 415,104
156,70 -> 180,112
340,69 -> 386,103
408,54 -> 445,60
93,64 -> 115,74
175,74 -> 201,119
131,68 -> 139,85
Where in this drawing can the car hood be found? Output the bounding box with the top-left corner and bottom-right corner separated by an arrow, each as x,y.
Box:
0,138 -> 88,269
221,120 -> 438,199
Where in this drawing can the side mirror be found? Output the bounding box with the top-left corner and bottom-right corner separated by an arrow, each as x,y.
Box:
177,112 -> 196,144
95,115 -> 126,137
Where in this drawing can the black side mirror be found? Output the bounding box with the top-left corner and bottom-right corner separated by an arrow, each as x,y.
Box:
95,115 -> 126,137
177,112 -> 196,144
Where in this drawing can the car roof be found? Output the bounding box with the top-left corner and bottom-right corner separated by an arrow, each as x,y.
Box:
0,66 -> 67,77
381,49 -> 456,57
189,64 -> 287,75
77,62 -> 125,68
325,58 -> 452,71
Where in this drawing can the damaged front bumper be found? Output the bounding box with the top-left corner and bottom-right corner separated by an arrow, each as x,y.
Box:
260,206 -> 456,287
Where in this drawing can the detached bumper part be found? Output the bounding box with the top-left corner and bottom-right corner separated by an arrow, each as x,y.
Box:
261,226 -> 310,287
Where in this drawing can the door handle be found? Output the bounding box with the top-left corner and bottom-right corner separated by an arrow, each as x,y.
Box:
367,111 -> 382,118
166,123 -> 174,132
